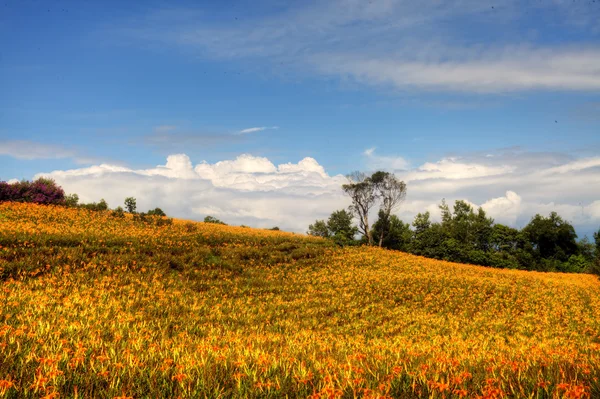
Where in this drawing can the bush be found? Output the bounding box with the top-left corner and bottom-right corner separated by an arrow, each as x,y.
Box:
65,193 -> 79,207
204,216 -> 226,225
112,206 -> 125,218
0,178 -> 65,205
80,199 -> 109,212
147,207 -> 167,217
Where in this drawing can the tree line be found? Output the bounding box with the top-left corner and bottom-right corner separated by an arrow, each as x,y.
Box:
308,171 -> 600,274
2,177 -> 599,274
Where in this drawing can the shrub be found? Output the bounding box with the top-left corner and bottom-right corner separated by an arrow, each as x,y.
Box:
112,206 -> 125,218
147,207 -> 166,217
0,178 -> 65,205
80,199 -> 109,212
64,193 -> 79,207
204,216 -> 226,225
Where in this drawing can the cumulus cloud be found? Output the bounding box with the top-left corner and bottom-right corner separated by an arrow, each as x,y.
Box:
480,191 -> 522,226
35,150 -> 600,235
38,154 -> 348,231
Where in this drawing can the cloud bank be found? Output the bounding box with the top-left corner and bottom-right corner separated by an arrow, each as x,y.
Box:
36,151 -> 600,235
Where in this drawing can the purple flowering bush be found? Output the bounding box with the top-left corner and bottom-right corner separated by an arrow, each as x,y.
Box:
0,178 -> 65,205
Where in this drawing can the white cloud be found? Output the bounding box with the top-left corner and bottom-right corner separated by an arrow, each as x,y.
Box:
404,158 -> 515,181
363,147 -> 410,171
480,191 -> 522,226
35,150 -> 600,234
37,154 -> 348,231
237,126 -> 278,135
315,47 -> 600,93
120,1 -> 600,93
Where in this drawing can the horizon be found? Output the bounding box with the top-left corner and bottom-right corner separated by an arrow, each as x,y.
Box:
1,0 -> 599,237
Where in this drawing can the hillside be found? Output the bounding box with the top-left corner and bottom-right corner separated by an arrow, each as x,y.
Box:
0,202 -> 599,398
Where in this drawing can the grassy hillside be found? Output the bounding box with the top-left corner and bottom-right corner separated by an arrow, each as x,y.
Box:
0,203 -> 599,398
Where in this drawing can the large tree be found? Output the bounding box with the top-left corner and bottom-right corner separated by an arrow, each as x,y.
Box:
342,172 -> 377,245
522,212 -> 578,263
370,171 -> 407,247
342,171 -> 407,246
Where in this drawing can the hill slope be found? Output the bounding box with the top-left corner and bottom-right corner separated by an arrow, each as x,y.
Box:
1,202 -> 599,398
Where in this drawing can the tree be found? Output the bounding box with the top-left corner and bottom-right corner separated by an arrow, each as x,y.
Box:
327,209 -> 358,245
490,224 -> 520,253
97,199 -> 108,211
372,214 -> 412,251
147,207 -> 166,217
308,220 -> 329,238
472,207 -> 494,251
522,212 -> 578,264
342,172 -> 377,245
342,171 -> 407,246
370,171 -> 407,247
412,211 -> 431,235
124,197 -> 137,213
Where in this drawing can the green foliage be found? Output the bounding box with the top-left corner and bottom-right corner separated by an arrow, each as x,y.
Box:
204,215 -> 226,225
124,197 -> 137,213
64,193 -> 79,207
372,213 -> 411,251
522,212 -> 578,263
79,198 -> 109,211
406,201 -> 589,272
147,207 -> 166,217
307,219 -> 329,238
327,209 -> 358,245
412,211 -> 431,235
308,210 -> 358,246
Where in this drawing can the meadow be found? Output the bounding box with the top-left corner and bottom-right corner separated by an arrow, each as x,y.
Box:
0,202 -> 599,398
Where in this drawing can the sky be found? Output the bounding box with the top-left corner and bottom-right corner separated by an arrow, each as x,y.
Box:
1,0 -> 599,236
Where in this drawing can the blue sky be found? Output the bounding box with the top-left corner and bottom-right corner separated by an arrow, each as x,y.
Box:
1,0 -> 599,234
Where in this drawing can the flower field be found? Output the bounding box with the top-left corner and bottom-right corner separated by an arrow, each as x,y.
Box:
1,202 -> 599,398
